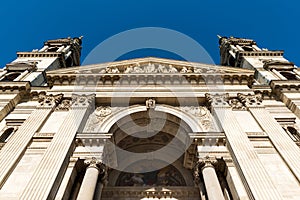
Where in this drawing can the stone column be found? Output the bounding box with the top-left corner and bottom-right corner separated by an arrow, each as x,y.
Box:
0,93 -> 62,188
206,93 -> 282,200
201,159 -> 225,200
77,158 -> 104,200
20,94 -> 95,200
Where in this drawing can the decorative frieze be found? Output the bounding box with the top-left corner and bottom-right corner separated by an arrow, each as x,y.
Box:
180,106 -> 212,131
84,106 -> 122,132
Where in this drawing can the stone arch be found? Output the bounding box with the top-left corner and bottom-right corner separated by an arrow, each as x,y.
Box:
99,104 -> 203,133
102,104 -> 202,190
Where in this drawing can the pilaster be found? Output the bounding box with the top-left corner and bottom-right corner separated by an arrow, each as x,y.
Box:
20,94 -> 95,200
0,92 -> 62,188
243,93 -> 300,183
206,93 -> 282,199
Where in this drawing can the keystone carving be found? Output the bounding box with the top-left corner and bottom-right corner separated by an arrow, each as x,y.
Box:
146,98 -> 156,109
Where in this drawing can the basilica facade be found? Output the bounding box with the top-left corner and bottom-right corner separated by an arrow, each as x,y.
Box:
0,36 -> 300,200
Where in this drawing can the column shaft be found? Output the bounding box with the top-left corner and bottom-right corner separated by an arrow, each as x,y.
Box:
77,166 -> 99,200
202,164 -> 225,200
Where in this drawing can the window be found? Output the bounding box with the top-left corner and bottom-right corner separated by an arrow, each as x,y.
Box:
285,126 -> 300,141
0,127 -> 15,143
280,71 -> 298,80
0,72 -> 21,81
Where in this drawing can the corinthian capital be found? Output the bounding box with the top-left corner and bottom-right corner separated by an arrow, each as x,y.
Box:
199,156 -> 218,169
71,94 -> 95,108
205,93 -> 229,110
84,157 -> 106,174
38,93 -> 63,108
237,93 -> 263,107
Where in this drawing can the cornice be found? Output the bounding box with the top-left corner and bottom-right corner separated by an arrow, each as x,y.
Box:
270,80 -> 300,92
46,73 -> 254,86
0,81 -> 31,93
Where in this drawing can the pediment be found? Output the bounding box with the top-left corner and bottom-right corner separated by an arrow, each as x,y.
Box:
47,57 -> 254,75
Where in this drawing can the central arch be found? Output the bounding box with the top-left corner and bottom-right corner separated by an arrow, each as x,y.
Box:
100,104 -> 204,133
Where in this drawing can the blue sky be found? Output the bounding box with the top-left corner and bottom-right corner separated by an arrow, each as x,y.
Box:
0,0 -> 299,67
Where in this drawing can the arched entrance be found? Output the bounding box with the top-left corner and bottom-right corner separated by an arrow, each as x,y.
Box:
101,108 -> 200,200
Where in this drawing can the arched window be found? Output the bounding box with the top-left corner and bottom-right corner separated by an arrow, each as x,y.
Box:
0,127 -> 15,143
66,56 -> 74,67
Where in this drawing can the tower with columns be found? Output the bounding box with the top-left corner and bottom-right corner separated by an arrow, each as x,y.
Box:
0,35 -> 300,200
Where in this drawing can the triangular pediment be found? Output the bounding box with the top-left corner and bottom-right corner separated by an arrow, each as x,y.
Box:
47,57 -> 254,75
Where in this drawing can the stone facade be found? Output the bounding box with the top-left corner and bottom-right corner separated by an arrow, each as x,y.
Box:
0,36 -> 300,199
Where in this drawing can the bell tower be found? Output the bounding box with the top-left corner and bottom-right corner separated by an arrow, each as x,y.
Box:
218,35 -> 300,85
0,36 -> 83,86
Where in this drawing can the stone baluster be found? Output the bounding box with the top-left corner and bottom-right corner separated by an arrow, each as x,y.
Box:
77,158 -> 105,200
20,94 -> 95,200
0,93 -> 63,188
